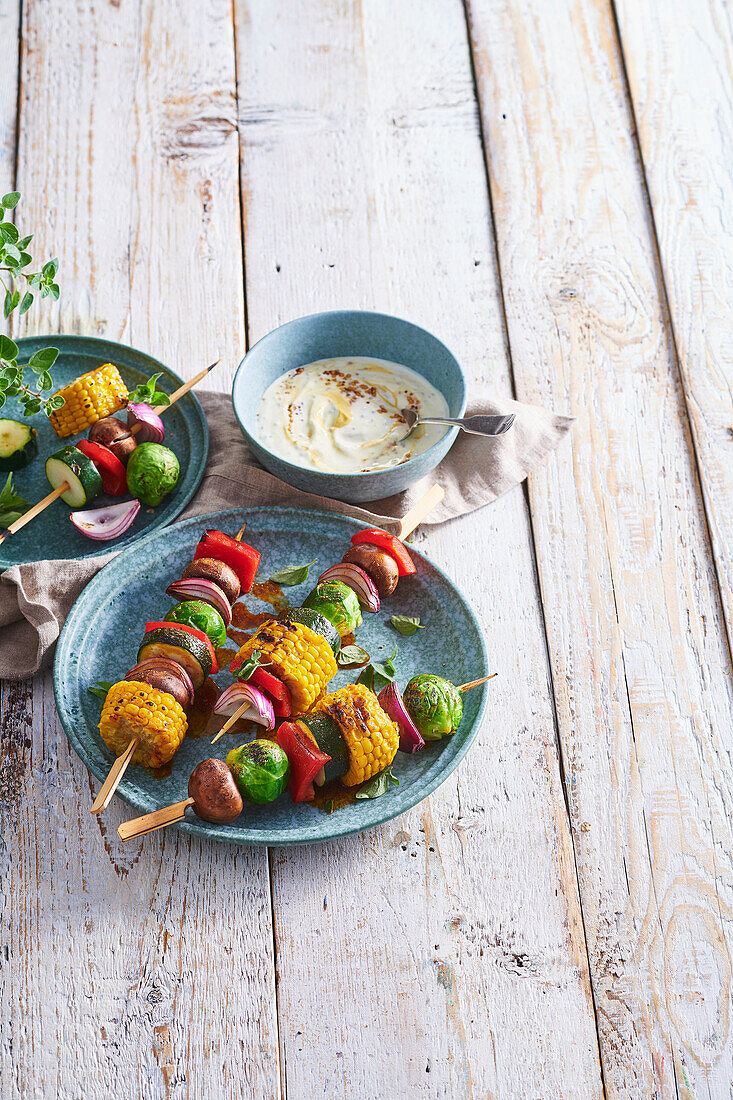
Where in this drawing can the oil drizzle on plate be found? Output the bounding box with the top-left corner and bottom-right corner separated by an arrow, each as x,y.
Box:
187,678 -> 222,739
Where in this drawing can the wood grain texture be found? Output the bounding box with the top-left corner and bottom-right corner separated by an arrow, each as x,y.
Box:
613,0 -> 733,656
0,0 -> 18,191
465,0 -> 733,1094
1,3 -> 279,1098
235,0 -> 603,1095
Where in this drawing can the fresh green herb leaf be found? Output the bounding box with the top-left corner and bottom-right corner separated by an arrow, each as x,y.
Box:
336,644 -> 370,669
88,681 -> 114,702
390,614 -> 423,636
28,347 -> 59,372
320,798 -> 335,815
234,649 -> 264,682
354,767 -> 400,800
0,335 -> 18,361
128,372 -> 171,408
0,471 -> 28,527
1,192 -> 20,209
18,291 -> 33,315
356,644 -> 398,693
269,559 -> 317,586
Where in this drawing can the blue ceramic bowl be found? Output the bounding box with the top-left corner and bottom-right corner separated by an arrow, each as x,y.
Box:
232,311 -> 466,502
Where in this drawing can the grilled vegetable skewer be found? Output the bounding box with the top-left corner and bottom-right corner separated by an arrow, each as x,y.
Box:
0,359 -> 218,545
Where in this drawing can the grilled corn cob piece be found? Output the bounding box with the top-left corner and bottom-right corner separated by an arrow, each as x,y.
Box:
233,619 -> 337,715
99,680 -> 187,768
310,683 -> 399,786
49,363 -> 128,437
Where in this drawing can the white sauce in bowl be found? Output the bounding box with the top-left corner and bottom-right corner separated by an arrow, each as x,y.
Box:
255,357 -> 450,474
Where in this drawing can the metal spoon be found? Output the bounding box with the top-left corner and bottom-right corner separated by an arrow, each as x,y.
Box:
400,407 -> 516,438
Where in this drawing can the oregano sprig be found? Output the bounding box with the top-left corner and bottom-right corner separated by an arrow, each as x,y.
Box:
0,191 -> 62,418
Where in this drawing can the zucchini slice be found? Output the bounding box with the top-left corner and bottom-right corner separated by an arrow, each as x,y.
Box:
137,627 -> 213,689
279,608 -> 341,655
303,713 -> 349,783
0,419 -> 38,471
45,446 -> 103,507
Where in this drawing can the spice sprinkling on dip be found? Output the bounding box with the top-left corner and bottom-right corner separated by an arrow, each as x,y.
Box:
256,357 -> 449,473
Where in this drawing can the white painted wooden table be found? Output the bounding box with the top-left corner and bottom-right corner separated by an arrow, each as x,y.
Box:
1,1 -> 731,1096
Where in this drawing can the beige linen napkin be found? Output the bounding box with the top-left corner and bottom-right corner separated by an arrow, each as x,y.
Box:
0,392 -> 572,678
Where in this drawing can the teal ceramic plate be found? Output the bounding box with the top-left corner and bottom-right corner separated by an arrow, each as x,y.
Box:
54,507 -> 488,846
0,335 -> 208,569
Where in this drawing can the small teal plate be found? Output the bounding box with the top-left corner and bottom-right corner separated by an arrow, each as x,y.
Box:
0,335 -> 208,569
54,507 -> 488,846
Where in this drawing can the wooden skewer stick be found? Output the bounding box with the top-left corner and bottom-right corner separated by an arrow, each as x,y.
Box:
117,797 -> 195,841
458,673 -> 497,693
0,482 -> 70,544
210,699 -> 253,745
234,523 -> 246,542
90,737 -> 139,814
0,359 -> 220,545
397,483 -> 444,540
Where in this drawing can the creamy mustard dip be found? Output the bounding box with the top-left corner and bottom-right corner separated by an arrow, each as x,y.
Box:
256,357 -> 449,474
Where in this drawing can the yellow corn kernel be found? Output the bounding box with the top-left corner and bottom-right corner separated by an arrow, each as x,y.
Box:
311,683 -> 399,786
49,363 -> 129,438
232,619 -> 337,716
98,680 -> 187,769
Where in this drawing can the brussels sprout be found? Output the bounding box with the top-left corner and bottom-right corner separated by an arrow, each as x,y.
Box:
226,740 -> 289,804
303,581 -> 362,639
402,674 -> 463,741
126,442 -> 180,506
165,599 -> 227,648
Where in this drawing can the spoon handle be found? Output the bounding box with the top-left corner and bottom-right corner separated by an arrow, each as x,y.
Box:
420,413 -> 515,436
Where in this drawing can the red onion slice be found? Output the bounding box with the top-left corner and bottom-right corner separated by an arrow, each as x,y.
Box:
214,683 -> 275,731
70,499 -> 140,541
126,402 -> 165,444
166,578 -> 232,625
125,658 -> 195,706
318,562 -> 380,612
378,681 -> 425,753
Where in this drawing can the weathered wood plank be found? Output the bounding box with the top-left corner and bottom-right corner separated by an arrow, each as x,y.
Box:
1,2 -> 279,1098
235,1 -> 603,1096
0,0 -> 18,190
614,0 -> 733,653
466,0 -> 733,1094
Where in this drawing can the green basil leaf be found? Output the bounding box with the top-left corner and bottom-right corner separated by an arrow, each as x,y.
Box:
1,192 -> 20,209
0,472 -> 28,526
234,649 -> 263,682
0,335 -> 18,361
390,614 -> 423,636
88,681 -> 114,702
269,559 -> 317,586
354,767 -> 400,800
336,644 -> 370,669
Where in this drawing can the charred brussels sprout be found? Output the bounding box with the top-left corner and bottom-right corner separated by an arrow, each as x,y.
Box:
402,674 -> 463,741
226,740 -> 289,804
303,581 -> 362,639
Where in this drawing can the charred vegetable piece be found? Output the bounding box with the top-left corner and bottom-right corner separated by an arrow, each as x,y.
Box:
48,363 -> 128,438
166,578 -> 232,625
350,529 -> 416,577
278,607 -> 341,655
126,442 -> 180,506
182,557 -> 240,603
165,599 -> 227,649
125,657 -> 195,710
45,445 -> 103,507
76,438 -> 128,495
299,712 -> 349,784
226,740 -> 289,804
310,683 -> 399,786
98,680 -> 187,768
137,625 -> 214,689
276,721 -> 331,803
0,419 -> 37,471
303,581 -> 362,639
88,417 -> 137,465
188,759 -> 243,824
248,666 -> 292,718
402,674 -> 462,741
231,619 -> 337,716
341,544 -> 399,597
194,529 -> 261,594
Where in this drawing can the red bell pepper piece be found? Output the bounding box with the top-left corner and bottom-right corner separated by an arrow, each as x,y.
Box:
77,438 -> 127,496
144,621 -> 218,675
249,666 -> 292,718
194,529 -> 260,593
350,528 -> 416,577
276,721 -> 331,803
